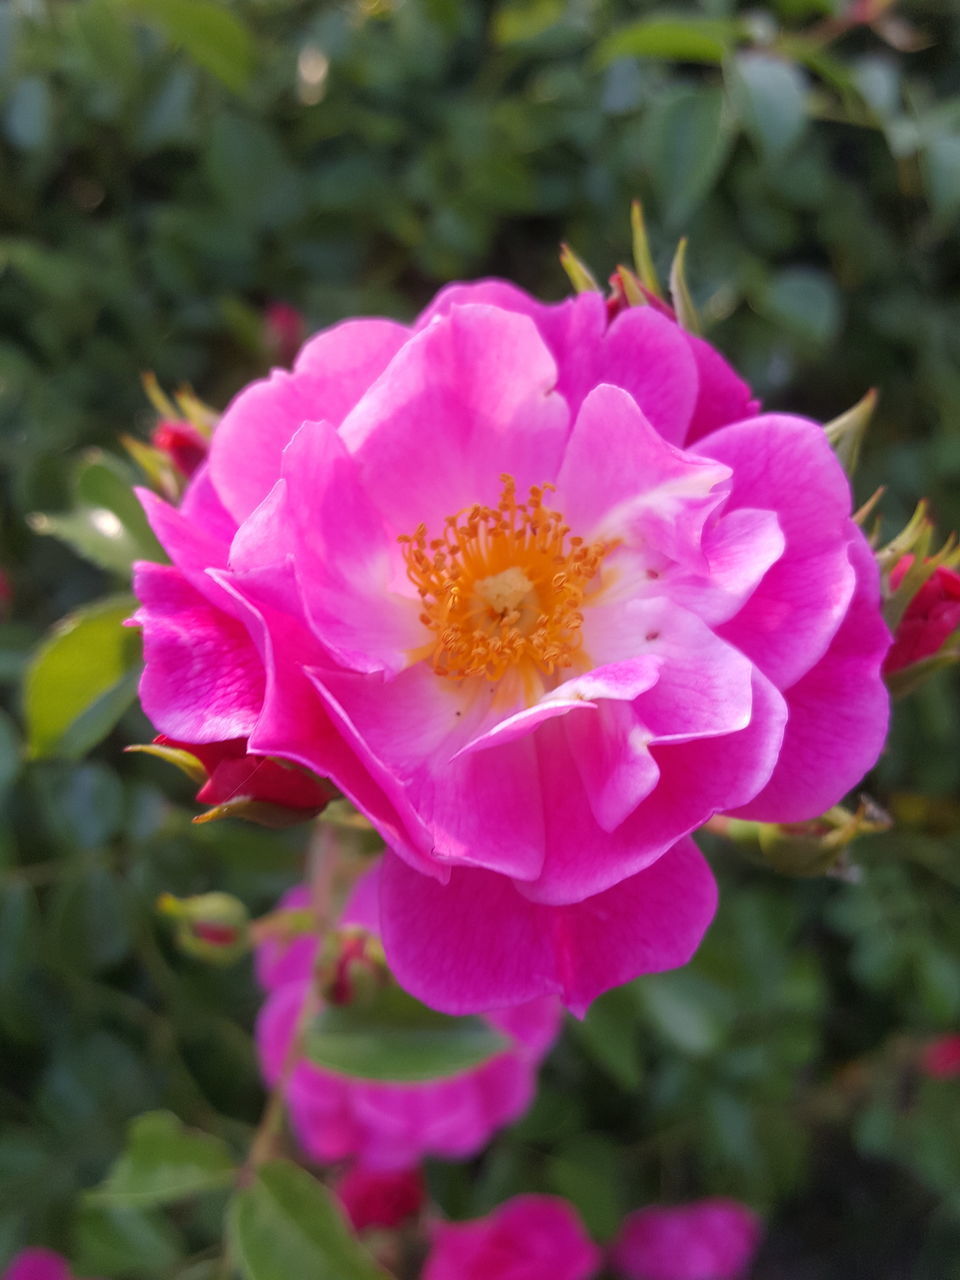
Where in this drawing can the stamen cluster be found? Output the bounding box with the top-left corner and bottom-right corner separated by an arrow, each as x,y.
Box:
400,474 -> 609,683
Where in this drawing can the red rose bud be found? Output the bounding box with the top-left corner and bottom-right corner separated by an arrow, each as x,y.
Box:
317,926 -> 389,1006
132,736 -> 334,826
264,301 -> 306,368
157,891 -> 250,964
884,556 -> 960,675
151,419 -> 208,479
335,1165 -> 425,1233
920,1034 -> 960,1080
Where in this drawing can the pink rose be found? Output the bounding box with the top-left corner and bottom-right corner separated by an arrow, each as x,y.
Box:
920,1033 -> 960,1079
334,1164 -> 425,1231
883,556 -> 960,674
422,1195 -> 601,1280
133,280 -> 891,1014
2,1251 -> 99,1280
610,1199 -> 762,1280
254,870 -> 562,1169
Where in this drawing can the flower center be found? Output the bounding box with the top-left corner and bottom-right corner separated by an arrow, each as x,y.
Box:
399,474 -> 611,683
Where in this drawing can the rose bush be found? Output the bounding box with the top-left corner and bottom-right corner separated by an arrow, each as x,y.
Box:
133,281 -> 891,1014
255,875 -> 562,1168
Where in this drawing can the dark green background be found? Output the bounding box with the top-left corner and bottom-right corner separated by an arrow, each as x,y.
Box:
2,1 -> 960,1276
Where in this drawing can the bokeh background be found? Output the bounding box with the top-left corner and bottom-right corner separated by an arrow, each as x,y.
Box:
2,1 -> 960,1276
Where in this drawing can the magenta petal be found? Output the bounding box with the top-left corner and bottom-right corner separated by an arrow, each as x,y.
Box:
340,304 -> 570,536
683,330 -> 761,445
611,1199 -> 763,1280
2,1251 -> 76,1280
731,534 -> 890,822
379,840 -> 717,1016
133,563 -> 264,742
210,318 -> 409,522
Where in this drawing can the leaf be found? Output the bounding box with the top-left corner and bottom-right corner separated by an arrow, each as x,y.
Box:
227,1160 -> 389,1280
728,51 -> 809,163
72,1203 -> 185,1278
23,595 -> 140,760
756,267 -> 842,346
4,77 -> 52,151
569,984 -> 642,1090
29,450 -> 166,575
923,132 -> 960,228
88,1111 -> 236,1208
642,86 -> 734,229
0,709 -> 20,798
305,983 -> 509,1083
118,0 -> 255,93
595,16 -> 746,67
46,867 -> 133,974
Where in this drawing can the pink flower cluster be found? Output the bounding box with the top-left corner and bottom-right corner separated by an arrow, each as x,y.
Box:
420,1194 -> 761,1280
254,873 -> 561,1169
134,280 -> 890,1014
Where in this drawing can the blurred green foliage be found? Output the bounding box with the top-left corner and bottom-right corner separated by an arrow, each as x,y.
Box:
3,0 -> 960,1276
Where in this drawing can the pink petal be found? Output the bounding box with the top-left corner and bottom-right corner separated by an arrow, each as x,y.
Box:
379,839 -> 717,1016
731,534 -> 890,821
209,318 -> 409,522
340,304 -> 570,538
133,563 -> 264,742
699,415 -> 858,688
683,330 -> 761,445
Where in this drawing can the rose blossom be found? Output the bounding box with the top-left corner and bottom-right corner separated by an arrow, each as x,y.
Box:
254,872 -> 562,1169
2,1252 -> 100,1280
133,280 -> 891,1014
883,556 -> 960,674
422,1195 -> 601,1280
610,1199 -> 762,1280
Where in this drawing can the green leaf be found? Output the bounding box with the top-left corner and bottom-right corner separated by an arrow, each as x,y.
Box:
728,52 -> 808,162
29,450 -> 166,575
642,86 -> 734,229
757,266 -> 842,346
88,1111 -> 236,1208
570,986 -> 642,1090
4,77 -> 52,151
227,1160 -> 389,1280
118,0 -> 255,93
305,983 -> 509,1083
23,595 -> 140,760
0,710 -> 20,798
595,16 -> 746,67
73,1202 -> 185,1278
923,132 -> 960,228
46,867 -> 133,974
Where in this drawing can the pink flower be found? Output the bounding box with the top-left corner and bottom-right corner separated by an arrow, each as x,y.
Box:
422,1195 -> 601,1280
2,1251 -> 99,1280
254,870 -> 562,1169
920,1034 -> 960,1079
883,556 -> 960,674
334,1164 -> 425,1231
133,280 -> 891,1014
610,1200 -> 762,1280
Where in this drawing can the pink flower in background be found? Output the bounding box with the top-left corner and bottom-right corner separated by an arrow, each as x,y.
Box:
883,556 -> 960,674
422,1195 -> 601,1280
2,1251 -> 99,1280
610,1199 -> 762,1280
254,871 -> 562,1169
334,1164 -> 425,1231
919,1033 -> 960,1079
134,280 -> 891,1014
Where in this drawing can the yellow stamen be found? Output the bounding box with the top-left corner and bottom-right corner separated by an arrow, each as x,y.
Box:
399,475 -> 611,683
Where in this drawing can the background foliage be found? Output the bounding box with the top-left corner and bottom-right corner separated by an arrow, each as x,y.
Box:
2,0 -> 960,1276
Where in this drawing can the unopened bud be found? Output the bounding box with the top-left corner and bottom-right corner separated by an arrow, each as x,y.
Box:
316,926 -> 389,1006
157,891 -> 250,964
